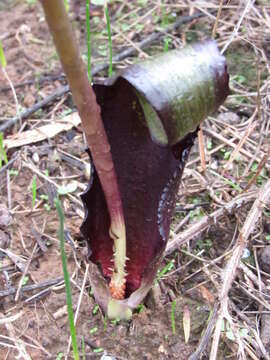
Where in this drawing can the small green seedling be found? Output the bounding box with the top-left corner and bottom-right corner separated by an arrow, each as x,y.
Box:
111,317 -> 120,326
103,315 -> 108,330
209,169 -> 241,192
89,326 -> 98,334
22,276 -> 29,286
163,37 -> 171,52
207,138 -> 213,150
56,352 -> 64,360
93,348 -> 104,354
156,259 -> 175,281
92,304 -> 99,315
0,133 -> 8,168
0,41 -> 7,68
9,169 -> 19,177
31,175 -> 37,208
135,303 -> 145,314
40,194 -> 51,212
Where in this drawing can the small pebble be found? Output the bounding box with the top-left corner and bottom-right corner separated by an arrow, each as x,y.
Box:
32,152 -> 40,164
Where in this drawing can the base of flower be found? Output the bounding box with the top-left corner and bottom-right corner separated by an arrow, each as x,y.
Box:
107,298 -> 132,320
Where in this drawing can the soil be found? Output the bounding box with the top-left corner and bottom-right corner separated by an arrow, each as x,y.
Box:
1,1 -> 270,360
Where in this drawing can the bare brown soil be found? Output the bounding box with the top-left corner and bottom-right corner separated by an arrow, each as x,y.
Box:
1,1 -> 270,360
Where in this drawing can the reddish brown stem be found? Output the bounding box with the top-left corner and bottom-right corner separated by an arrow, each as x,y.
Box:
40,0 -> 126,298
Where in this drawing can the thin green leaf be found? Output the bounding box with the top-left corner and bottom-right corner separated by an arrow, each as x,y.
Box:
64,0 -> 69,12
0,132 -> 8,168
56,352 -> 64,360
209,169 -> 241,192
157,259 -> 175,280
55,199 -> 79,360
0,41 -> 7,68
31,175 -> 37,208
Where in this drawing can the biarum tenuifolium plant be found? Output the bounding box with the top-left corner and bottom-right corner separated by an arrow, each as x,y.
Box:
41,0 -> 229,319
41,0 -> 128,309
81,42 -> 229,318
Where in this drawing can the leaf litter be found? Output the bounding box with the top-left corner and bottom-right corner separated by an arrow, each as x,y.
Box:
0,0 -> 270,359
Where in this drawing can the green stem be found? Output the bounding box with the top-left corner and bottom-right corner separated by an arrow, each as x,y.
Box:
55,199 -> 79,360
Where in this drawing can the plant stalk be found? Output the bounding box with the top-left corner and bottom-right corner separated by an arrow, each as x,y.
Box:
40,0 -> 127,298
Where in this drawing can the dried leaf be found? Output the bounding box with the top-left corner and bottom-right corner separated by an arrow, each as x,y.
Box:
3,113 -> 81,150
183,305 -> 191,343
198,284 -> 215,304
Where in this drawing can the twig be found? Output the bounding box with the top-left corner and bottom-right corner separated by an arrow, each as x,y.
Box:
212,0 -> 224,39
0,311 -> 23,325
243,147 -> 270,191
0,277 -> 63,298
198,126 -> 206,171
0,11 -> 205,132
209,178 -> 270,359
0,73 -> 65,93
222,110 -> 257,173
0,154 -> 18,176
189,304 -> 219,360
165,190 -> 257,256
1,67 -> 22,127
221,0 -> 255,54
15,243 -> 38,302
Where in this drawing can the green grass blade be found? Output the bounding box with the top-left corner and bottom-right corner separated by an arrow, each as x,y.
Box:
55,199 -> 79,360
104,4 -> 113,77
86,0 -> 92,82
31,175 -> 37,208
0,132 -> 8,168
64,0 -> 70,12
0,41 -> 7,68
209,169 -> 241,192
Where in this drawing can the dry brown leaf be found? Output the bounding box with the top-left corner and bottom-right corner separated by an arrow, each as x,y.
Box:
198,285 -> 215,304
3,112 -> 81,149
183,305 -> 191,343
